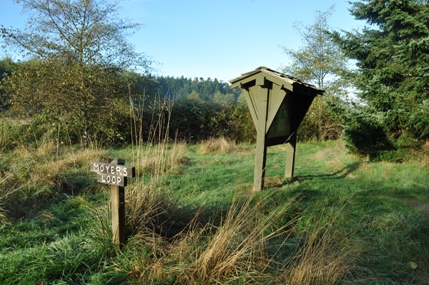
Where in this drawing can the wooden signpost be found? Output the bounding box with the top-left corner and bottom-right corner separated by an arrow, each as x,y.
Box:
91,159 -> 135,246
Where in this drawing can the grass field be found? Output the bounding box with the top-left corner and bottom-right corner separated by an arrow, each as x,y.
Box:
1,137 -> 429,284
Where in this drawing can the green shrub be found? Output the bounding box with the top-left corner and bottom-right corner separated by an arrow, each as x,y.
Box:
0,119 -> 21,152
342,111 -> 395,158
222,102 -> 255,143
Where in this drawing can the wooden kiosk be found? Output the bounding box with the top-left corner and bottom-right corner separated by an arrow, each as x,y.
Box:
229,67 -> 324,191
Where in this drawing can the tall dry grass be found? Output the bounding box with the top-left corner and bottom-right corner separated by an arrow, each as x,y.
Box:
182,195 -> 293,284
125,94 -> 191,239
0,136 -> 108,221
281,227 -> 351,285
135,141 -> 188,179
199,137 -> 237,154
277,205 -> 352,285
107,97 -> 353,284
125,193 -> 297,284
123,189 -> 352,285
128,94 -> 188,180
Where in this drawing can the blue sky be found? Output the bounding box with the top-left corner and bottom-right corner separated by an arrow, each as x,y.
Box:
0,0 -> 364,82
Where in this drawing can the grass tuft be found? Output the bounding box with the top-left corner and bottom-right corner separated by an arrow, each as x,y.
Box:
184,195 -> 286,284
199,136 -> 236,154
280,206 -> 352,285
133,141 -> 188,179
124,192 -> 298,284
0,139 -> 107,220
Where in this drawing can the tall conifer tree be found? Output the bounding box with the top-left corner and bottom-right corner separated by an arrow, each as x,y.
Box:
332,0 -> 429,151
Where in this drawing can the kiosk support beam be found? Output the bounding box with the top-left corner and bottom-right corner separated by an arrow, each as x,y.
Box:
285,133 -> 297,178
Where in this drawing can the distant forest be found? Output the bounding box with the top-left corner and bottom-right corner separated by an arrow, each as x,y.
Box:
156,76 -> 241,103
0,57 -> 338,146
0,57 -> 257,145
125,73 -> 253,143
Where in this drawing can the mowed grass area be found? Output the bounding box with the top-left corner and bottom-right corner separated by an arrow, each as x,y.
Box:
1,137 -> 429,284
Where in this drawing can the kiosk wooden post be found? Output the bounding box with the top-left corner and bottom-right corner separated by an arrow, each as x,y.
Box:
253,85 -> 269,190
285,132 -> 297,178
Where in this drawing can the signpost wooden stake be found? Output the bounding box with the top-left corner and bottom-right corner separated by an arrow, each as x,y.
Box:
111,159 -> 126,246
90,159 -> 135,247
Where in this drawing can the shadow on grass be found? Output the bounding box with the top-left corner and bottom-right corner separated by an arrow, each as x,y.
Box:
264,162 -> 362,192
2,170 -> 97,221
277,170 -> 429,283
125,189 -> 232,243
298,162 -> 362,180
126,203 -> 223,242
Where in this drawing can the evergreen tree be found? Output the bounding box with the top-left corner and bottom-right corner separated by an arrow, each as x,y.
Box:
332,0 -> 429,151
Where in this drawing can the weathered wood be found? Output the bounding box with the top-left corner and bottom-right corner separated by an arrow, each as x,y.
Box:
285,133 -> 297,178
110,159 -> 126,247
266,83 -> 286,130
254,134 -> 267,191
90,161 -> 135,178
253,86 -> 269,191
97,173 -> 126,186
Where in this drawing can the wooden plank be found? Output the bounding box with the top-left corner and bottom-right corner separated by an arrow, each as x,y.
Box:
90,161 -> 135,178
253,86 -> 269,191
96,173 -> 127,187
285,133 -> 297,178
230,72 -> 261,88
266,83 -> 287,131
254,132 -> 267,191
111,184 -> 126,246
244,89 -> 259,126
254,85 -> 268,133
110,159 -> 126,247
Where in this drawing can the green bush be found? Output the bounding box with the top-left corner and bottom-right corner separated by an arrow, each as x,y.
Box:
325,99 -> 396,158
168,99 -> 256,143
169,99 -> 220,141
342,111 -> 395,158
298,96 -> 343,142
0,115 -> 73,151
0,119 -> 21,152
222,103 -> 255,143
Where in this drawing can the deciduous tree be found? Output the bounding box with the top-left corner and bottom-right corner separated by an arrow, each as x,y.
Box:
2,0 -> 147,68
0,58 -> 13,111
280,6 -> 348,141
1,0 -> 151,144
